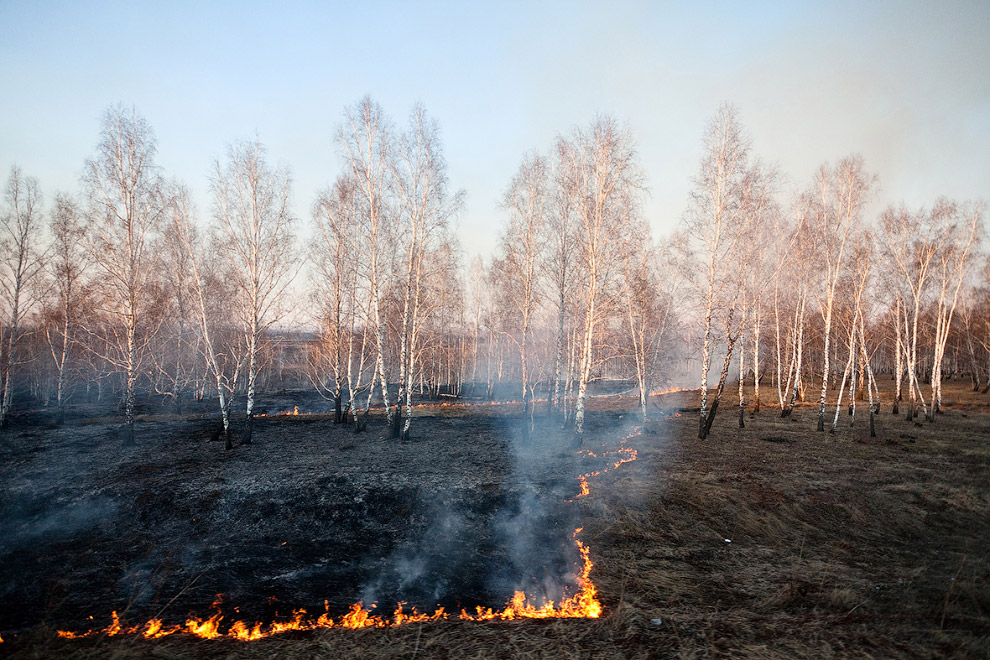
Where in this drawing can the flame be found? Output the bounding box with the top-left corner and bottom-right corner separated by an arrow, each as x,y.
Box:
53,530 -> 601,639
571,427 -> 641,499
53,400 -> 649,642
229,620 -> 264,640
185,612 -> 223,639
269,609 -> 309,634
460,529 -> 600,620
576,477 -> 591,497
648,387 -> 686,397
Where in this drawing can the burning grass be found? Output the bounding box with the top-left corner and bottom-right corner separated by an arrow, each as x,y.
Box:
2,383 -> 990,658
51,528 -> 602,642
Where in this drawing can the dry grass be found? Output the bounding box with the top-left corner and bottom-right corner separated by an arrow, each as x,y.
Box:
3,382 -> 989,658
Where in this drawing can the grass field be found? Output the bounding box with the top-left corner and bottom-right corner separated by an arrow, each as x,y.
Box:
1,381 -> 988,659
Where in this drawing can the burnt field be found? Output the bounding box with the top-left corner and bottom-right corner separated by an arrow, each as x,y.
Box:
1,385 -> 989,658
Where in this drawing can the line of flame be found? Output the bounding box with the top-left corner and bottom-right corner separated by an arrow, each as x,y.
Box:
571,427 -> 641,499
54,528 -> 600,641
47,399 -> 653,643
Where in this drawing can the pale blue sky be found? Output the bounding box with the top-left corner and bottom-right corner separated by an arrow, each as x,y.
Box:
1,0 -> 988,260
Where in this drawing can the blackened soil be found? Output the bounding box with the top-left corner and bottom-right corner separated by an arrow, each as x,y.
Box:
0,393 -> 637,635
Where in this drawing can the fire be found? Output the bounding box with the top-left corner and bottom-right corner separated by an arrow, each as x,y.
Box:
52,530 -> 602,640
258,405 -> 303,417
50,401 -> 649,644
572,427 -> 641,499
460,530 -> 601,620
185,612 -> 223,639
576,477 -> 591,498
229,620 -> 264,640
648,386 -> 687,397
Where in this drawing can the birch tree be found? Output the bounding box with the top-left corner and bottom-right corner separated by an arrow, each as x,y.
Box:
46,193 -> 87,424
620,234 -> 677,420
0,166 -> 48,426
543,162 -> 578,419
774,196 -> 816,417
734,162 -> 781,426
311,175 -> 360,422
809,155 -> 875,432
337,97 -> 395,428
391,105 -> 462,440
556,115 -> 643,438
881,202 -> 945,420
829,232 -> 873,433
682,103 -> 754,439
170,184 -> 244,449
498,151 -> 548,421
212,138 -> 297,443
83,105 -> 168,445
928,200 -> 984,415
153,205 -> 199,413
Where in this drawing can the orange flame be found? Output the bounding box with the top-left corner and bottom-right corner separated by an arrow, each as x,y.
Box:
571,427 -> 641,499
460,530 -> 600,620
53,403 -> 649,642
54,530 -> 601,640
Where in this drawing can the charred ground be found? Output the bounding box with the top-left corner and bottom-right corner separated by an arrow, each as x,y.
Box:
1,384 -> 989,658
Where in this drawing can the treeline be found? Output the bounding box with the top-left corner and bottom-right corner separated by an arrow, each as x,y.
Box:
1,99 -> 987,445
677,104 -> 986,438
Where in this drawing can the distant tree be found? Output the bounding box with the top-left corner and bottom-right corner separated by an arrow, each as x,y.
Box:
682,103 -> 754,439
808,155 -> 875,432
391,105 -> 463,440
498,151 -> 548,419
556,115 -> 643,438
82,105 -> 169,445
212,138 -> 297,443
45,192 -> 87,424
337,96 -> 396,428
0,166 -> 48,426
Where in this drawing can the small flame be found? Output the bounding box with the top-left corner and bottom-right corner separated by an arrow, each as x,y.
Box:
460,529 -> 600,620
185,612 -> 223,639
229,620 -> 264,640
571,427 -> 640,499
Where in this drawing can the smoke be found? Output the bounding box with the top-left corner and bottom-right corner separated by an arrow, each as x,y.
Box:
0,494 -> 119,555
348,411 -> 593,612
356,500 -> 470,609
347,392 -> 654,613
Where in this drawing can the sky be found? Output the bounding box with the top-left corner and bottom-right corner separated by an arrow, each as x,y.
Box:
1,0 -> 988,263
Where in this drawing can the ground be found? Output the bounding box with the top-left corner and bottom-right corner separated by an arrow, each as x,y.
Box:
0,382 -> 988,658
